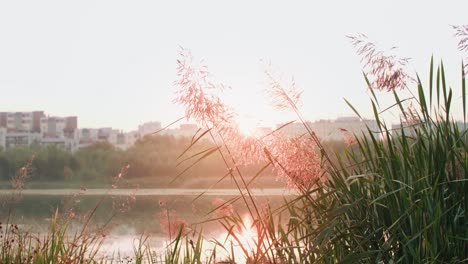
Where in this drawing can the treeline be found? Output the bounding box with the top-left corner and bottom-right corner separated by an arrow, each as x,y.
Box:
0,134 -> 230,183
0,134 -> 350,185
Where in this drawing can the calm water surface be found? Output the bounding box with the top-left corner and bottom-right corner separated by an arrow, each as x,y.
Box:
0,188 -> 296,196
1,188 -> 296,260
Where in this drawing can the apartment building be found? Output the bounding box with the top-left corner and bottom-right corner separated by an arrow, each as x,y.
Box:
0,111 -> 43,149
0,111 -> 79,151
0,111 -> 44,132
0,111 -> 202,151
277,117 -> 380,141
138,121 -> 162,137
158,123 -> 198,138
41,116 -> 66,138
78,127 -> 132,150
40,115 -> 79,151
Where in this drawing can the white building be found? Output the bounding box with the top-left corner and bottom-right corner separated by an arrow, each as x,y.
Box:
78,127 -> 133,150
1,111 -> 44,132
0,111 -> 79,151
277,117 -> 380,141
138,121 -> 162,137
159,123 -> 198,138
41,116 -> 66,138
39,116 -> 79,152
4,131 -> 41,149
7,112 -> 33,132
79,128 -> 99,143
120,130 -> 140,149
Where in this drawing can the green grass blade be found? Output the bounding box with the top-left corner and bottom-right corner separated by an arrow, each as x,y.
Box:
462,61 -> 466,124
371,100 -> 382,132
429,55 -> 434,108
344,98 -> 362,119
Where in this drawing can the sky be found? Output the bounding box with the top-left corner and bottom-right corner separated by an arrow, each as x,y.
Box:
1,1 -> 467,131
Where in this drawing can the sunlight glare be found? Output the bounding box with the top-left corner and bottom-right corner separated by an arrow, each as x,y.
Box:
237,116 -> 259,137
236,214 -> 256,250
212,214 -> 258,263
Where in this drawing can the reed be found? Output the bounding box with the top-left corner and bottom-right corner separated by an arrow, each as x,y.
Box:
168,36 -> 467,262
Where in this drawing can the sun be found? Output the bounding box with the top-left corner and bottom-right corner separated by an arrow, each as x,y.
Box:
236,116 -> 259,137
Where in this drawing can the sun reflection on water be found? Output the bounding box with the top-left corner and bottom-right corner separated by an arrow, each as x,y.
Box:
97,214 -> 262,264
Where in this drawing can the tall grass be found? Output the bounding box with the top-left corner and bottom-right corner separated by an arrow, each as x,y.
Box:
281,58 -> 467,263
0,209 -> 108,263
169,40 -> 467,262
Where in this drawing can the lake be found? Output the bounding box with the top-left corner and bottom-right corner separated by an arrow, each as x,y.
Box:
0,188 -> 296,261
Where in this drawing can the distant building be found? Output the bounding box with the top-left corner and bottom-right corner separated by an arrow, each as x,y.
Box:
0,111 -> 79,151
79,128 -> 104,148
122,130 -> 140,148
179,123 -> 198,136
138,121 -> 162,137
0,127 -> 6,149
4,131 -> 41,149
391,121 -> 468,139
2,111 -> 33,132
0,112 -> 205,151
40,115 -> 79,151
41,116 -> 66,138
97,127 -> 113,141
64,116 -> 78,138
111,131 -> 136,150
79,128 -> 99,144
159,123 -> 198,138
0,113 -> 6,128
2,111 -> 45,132
31,111 -> 44,132
103,128 -> 123,147
78,127 -> 133,150
277,117 -> 380,141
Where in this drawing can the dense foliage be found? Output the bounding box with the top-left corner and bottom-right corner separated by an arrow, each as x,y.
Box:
276,60 -> 468,263
0,134 -> 231,184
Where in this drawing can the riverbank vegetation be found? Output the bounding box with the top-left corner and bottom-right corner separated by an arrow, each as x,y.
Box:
0,135 -> 348,189
0,135 -> 224,182
0,135 -> 282,188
